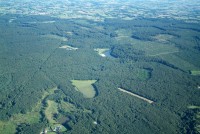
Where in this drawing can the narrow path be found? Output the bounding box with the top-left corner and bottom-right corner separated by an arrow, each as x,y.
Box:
118,88 -> 154,104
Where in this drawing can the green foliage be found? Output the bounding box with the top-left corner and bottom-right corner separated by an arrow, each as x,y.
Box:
0,14 -> 200,134
16,123 -> 46,134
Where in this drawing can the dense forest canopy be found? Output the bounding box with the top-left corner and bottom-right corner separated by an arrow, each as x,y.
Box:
0,0 -> 200,134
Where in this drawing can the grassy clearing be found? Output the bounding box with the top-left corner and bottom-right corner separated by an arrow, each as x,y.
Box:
0,121 -> 16,134
10,102 -> 41,124
59,45 -> 78,50
10,93 -> 45,124
135,69 -> 150,80
159,54 -> 199,71
44,100 -> 68,133
115,29 -> 132,38
0,100 -> 41,134
0,87 -> 70,133
115,29 -> 179,56
59,101 -> 77,113
71,80 -> 97,98
45,100 -> 58,124
188,105 -> 200,109
94,48 -> 109,57
65,31 -> 73,35
152,34 -> 174,42
0,87 -> 58,133
190,70 -> 200,76
43,87 -> 72,133
83,108 -> 93,114
44,100 -> 69,133
131,39 -> 179,56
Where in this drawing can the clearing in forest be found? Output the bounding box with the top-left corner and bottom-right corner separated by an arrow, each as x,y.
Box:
59,100 -> 77,113
65,31 -> 73,35
159,54 -> 199,71
190,70 -> 200,76
45,100 -> 58,124
0,87 -> 58,134
131,39 -> 179,56
115,29 -> 179,56
71,80 -> 97,98
94,48 -> 109,57
44,100 -> 67,133
0,121 -> 15,134
59,45 -> 78,50
118,88 -> 154,104
152,34 -> 174,42
188,105 -> 200,109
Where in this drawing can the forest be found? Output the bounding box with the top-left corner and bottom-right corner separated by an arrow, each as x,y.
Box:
0,14 -> 200,134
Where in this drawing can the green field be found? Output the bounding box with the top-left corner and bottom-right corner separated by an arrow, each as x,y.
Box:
115,29 -> 179,56
0,95 -> 43,134
10,104 -> 41,124
190,70 -> 200,76
44,90 -> 68,133
0,88 -> 55,134
44,99 -> 75,133
0,121 -> 16,134
0,87 -> 60,134
159,54 -> 199,71
71,80 -> 97,98
152,34 -> 174,42
59,100 -> 77,113
131,39 -> 179,56
188,105 -> 200,109
45,100 -> 58,124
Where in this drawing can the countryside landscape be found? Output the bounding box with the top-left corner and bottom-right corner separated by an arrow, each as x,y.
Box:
0,0 -> 200,134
